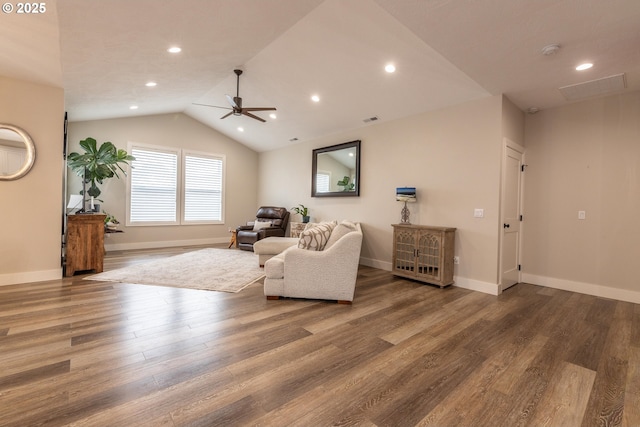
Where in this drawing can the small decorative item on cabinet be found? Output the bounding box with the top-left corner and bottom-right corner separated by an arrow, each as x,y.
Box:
289,222 -> 307,238
392,224 -> 456,288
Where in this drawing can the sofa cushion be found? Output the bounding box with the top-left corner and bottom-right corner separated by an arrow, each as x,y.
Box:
298,221 -> 336,251
324,220 -> 358,249
264,253 -> 285,279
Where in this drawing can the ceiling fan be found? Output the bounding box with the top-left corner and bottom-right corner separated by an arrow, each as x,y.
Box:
193,69 -> 276,123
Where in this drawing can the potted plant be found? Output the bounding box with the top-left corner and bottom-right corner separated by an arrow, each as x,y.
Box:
337,176 -> 355,191
103,211 -> 120,229
67,137 -> 135,211
291,204 -> 310,223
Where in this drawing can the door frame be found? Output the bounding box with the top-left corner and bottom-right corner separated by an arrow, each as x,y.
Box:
498,138 -> 525,292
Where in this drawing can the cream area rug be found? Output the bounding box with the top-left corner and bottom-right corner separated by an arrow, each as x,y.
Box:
85,248 -> 265,293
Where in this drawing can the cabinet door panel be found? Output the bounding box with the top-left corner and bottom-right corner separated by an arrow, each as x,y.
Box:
417,232 -> 441,280
393,229 -> 416,273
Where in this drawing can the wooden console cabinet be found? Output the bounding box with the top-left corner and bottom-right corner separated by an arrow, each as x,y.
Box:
392,224 -> 456,288
65,214 -> 106,277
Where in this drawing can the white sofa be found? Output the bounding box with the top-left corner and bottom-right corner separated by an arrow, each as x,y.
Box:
263,221 -> 362,303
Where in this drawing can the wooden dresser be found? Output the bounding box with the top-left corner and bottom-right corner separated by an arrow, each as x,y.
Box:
392,224 -> 456,288
65,214 -> 106,277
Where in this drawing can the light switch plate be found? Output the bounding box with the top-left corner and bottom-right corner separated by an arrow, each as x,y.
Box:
578,211 -> 586,220
474,209 -> 484,218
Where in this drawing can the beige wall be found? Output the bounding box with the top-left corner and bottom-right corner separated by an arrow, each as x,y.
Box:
522,90 -> 640,302
67,113 -> 259,250
502,96 -> 525,146
0,76 -> 64,285
259,95 -> 507,292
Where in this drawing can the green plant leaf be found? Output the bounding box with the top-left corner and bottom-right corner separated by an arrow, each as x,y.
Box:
67,138 -> 135,201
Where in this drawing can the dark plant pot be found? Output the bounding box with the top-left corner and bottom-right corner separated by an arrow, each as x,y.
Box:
302,216 -> 310,223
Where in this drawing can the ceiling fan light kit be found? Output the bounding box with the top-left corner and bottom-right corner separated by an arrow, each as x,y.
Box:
541,44 -> 561,56
194,69 -> 276,123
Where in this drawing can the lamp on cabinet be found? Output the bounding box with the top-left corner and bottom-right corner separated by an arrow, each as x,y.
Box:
396,187 -> 416,224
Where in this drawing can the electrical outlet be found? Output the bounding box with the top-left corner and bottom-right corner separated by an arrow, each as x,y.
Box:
578,211 -> 586,220
453,256 -> 460,265
474,209 -> 484,218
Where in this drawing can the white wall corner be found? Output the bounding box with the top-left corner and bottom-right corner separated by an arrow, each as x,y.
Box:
522,273 -> 640,305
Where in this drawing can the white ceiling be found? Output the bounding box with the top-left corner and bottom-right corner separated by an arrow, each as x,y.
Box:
1,0 -> 639,152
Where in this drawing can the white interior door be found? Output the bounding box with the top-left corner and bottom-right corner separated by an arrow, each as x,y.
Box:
499,139 -> 524,291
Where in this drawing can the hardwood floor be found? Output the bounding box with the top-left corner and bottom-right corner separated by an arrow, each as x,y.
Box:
1,245 -> 639,426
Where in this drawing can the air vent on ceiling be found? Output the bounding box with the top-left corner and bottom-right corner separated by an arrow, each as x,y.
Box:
559,73 -> 627,101
363,116 -> 379,123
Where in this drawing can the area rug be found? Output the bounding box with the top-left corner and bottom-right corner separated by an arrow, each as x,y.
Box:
85,248 -> 264,293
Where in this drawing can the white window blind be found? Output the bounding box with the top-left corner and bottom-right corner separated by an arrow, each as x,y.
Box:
129,147 -> 178,224
183,153 -> 223,223
127,143 -> 225,226
316,172 -> 330,193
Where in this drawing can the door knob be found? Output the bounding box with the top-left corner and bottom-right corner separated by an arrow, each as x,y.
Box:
503,223 -> 510,229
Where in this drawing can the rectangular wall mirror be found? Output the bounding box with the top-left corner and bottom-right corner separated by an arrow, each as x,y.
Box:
312,140 -> 360,197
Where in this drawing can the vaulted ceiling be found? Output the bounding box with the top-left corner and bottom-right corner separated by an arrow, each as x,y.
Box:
2,0 -> 639,152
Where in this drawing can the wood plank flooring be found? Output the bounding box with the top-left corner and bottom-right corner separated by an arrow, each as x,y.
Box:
1,245 -> 639,426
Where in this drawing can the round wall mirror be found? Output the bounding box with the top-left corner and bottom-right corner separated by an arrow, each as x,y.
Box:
0,124 -> 36,181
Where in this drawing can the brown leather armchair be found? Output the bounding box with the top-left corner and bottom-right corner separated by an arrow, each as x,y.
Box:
236,206 -> 290,251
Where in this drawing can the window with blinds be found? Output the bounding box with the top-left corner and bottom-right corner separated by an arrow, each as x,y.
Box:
183,153 -> 223,223
316,171 -> 330,193
127,143 -> 224,226
129,147 -> 178,224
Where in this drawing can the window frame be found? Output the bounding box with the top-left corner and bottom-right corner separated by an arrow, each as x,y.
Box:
126,142 -> 225,227
181,149 -> 225,225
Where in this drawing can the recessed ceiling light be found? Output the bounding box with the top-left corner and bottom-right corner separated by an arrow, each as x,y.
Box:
385,63 -> 396,73
145,81 -> 157,87
576,63 -> 593,71
129,105 -> 138,110
237,127 -> 244,132
167,46 -> 181,53
269,113 -> 277,119
311,95 -> 320,102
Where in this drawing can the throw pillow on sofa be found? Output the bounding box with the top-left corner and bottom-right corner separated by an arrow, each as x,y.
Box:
324,220 -> 358,249
253,220 -> 272,231
298,221 -> 336,251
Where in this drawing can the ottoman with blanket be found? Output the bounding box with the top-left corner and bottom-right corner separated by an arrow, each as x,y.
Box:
253,236 -> 298,267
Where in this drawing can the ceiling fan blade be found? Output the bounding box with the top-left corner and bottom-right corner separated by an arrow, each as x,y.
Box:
242,111 -> 266,122
225,94 -> 237,108
192,103 -> 232,110
220,112 -> 234,120
242,107 -> 277,112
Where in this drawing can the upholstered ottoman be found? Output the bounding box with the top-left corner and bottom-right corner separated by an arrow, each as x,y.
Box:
253,237 -> 298,266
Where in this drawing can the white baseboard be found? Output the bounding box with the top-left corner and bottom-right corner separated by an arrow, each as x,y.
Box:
522,273 -> 640,304
454,276 -> 501,295
104,237 -> 229,252
359,256 -> 392,271
0,268 -> 62,287
359,257 -> 500,296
